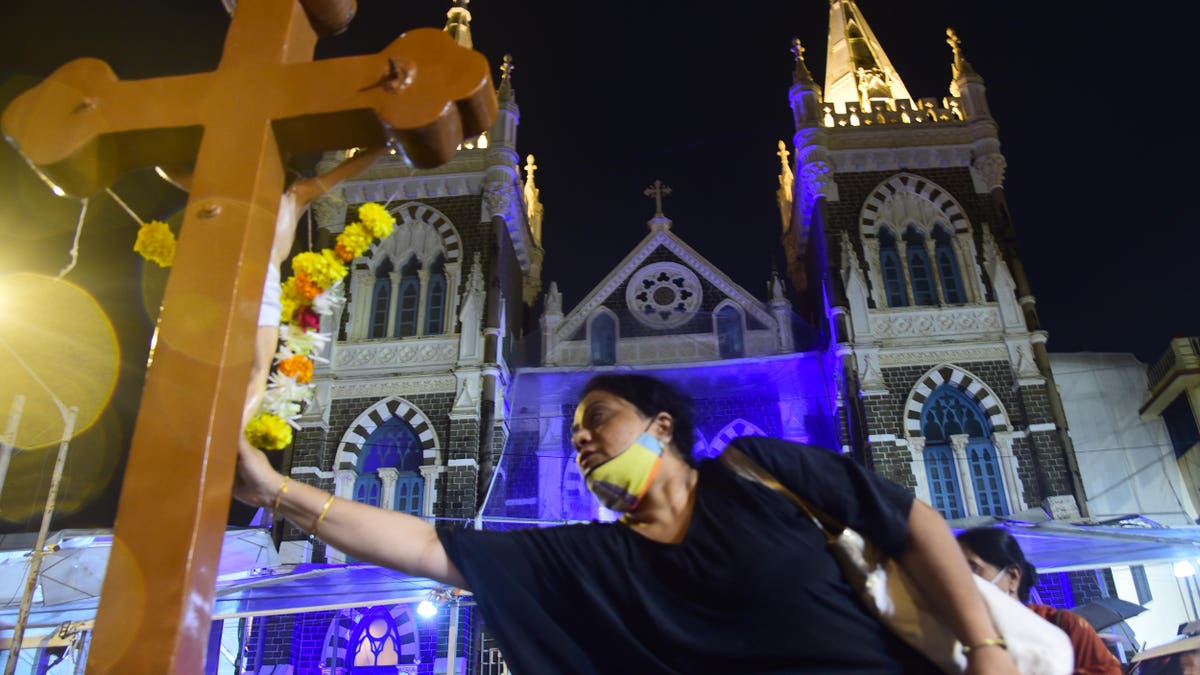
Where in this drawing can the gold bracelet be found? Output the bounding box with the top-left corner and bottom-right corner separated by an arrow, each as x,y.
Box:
312,494 -> 336,539
272,477 -> 291,513
962,637 -> 1007,655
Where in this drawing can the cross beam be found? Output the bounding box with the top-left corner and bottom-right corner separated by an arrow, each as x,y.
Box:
1,1 -> 496,672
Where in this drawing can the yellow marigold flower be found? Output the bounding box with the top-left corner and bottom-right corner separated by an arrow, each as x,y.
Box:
336,222 -> 373,259
244,413 -> 292,451
133,220 -> 176,268
280,278 -> 307,322
291,251 -> 346,289
277,354 -> 313,383
358,202 -> 395,239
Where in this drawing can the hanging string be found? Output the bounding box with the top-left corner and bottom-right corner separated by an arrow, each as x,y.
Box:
55,198 -> 89,280
104,187 -> 143,226
306,205 -> 314,252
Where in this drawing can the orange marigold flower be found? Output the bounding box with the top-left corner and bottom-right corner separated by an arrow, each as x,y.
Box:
293,273 -> 323,301
334,244 -> 355,262
277,355 -> 313,383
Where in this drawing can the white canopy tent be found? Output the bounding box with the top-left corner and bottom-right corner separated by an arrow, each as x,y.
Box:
2,520 -> 1199,653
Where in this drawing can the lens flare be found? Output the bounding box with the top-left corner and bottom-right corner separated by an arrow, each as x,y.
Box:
0,272 -> 120,450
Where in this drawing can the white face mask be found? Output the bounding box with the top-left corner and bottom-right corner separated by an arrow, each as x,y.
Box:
989,566 -> 1009,585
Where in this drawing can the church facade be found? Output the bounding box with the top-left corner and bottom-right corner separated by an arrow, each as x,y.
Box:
227,2 -> 1165,674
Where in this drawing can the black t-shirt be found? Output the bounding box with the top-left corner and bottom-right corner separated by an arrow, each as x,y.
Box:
439,436 -> 940,674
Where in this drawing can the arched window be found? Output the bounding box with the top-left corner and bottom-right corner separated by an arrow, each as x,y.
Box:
424,254 -> 447,335
394,257 -> 420,338
921,385 -> 1008,519
968,443 -> 1009,516
923,445 -> 964,520
590,313 -> 616,365
348,606 -> 402,671
369,258 -> 393,339
394,474 -> 424,515
904,227 -> 936,306
716,305 -> 744,359
353,475 -> 381,507
357,416 -> 424,515
933,226 -> 964,304
878,228 -> 907,308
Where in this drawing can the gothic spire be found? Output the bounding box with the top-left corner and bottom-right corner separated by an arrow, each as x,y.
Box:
823,0 -> 912,105
443,0 -> 473,49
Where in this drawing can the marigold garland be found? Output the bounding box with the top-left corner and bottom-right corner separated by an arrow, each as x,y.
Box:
133,220 -> 177,267
244,202 -> 396,451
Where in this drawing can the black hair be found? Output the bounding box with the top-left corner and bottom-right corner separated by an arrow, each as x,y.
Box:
956,526 -> 1038,602
579,374 -> 697,467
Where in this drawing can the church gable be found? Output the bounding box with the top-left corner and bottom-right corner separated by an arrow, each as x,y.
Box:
541,225 -> 787,366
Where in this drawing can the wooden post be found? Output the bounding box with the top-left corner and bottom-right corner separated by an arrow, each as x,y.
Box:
0,1 -> 496,671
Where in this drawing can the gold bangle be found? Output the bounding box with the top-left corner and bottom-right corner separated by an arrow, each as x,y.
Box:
312,494 -> 336,539
962,637 -> 1007,655
272,477 -> 291,513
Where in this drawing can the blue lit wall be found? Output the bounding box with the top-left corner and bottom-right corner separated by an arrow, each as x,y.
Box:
481,354 -> 837,527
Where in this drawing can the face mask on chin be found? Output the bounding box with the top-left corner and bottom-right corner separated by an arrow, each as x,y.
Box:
579,430 -> 664,512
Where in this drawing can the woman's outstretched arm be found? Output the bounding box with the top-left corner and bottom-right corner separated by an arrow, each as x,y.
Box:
897,500 -> 1019,675
234,437 -> 468,589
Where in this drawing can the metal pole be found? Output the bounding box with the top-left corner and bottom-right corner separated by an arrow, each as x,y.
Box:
0,394 -> 25,502
446,601 -> 460,675
3,405 -> 77,675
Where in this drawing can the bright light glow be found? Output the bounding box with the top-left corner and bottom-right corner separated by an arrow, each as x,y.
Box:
416,599 -> 437,618
0,273 -> 119,449
1175,560 -> 1196,578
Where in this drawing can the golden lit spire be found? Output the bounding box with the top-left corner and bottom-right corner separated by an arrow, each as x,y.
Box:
524,154 -> 543,247
444,0 -> 472,49
823,0 -> 912,105
776,140 -> 794,232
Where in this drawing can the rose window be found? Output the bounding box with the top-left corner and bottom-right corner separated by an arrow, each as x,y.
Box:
625,262 -> 702,329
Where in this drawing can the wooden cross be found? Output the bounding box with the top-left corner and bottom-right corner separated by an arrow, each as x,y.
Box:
644,179 -> 672,218
1,1 -> 496,672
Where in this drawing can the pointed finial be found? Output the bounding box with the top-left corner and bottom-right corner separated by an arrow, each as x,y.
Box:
946,27 -> 975,78
501,54 -> 514,82
497,54 -> 515,99
776,140 -> 791,171
644,180 -> 672,218
790,38 -> 815,86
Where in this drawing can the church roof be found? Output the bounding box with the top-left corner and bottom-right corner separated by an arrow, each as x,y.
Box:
549,209 -> 776,347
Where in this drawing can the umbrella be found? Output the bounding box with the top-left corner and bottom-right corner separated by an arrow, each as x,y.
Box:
1070,597 -> 1149,631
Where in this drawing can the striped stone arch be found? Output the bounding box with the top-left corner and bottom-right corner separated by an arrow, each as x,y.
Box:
336,397 -> 440,471
710,419 -> 767,455
322,605 -> 420,669
902,365 -> 1011,437
859,173 -> 969,236
366,201 -> 462,265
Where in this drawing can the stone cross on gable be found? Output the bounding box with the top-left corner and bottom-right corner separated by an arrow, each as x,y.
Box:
1,1 -> 496,672
644,179 -> 672,218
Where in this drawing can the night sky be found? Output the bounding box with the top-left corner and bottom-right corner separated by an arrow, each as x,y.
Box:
0,1 -> 1195,529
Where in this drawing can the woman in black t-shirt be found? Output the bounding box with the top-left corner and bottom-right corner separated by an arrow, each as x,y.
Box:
236,373 -> 1019,674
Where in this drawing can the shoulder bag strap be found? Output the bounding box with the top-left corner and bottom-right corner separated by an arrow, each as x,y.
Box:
718,445 -> 843,543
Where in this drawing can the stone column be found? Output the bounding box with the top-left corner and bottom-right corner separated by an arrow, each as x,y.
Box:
415,269 -> 430,336
386,271 -> 400,337
378,467 -> 399,512
991,431 -> 1024,511
950,433 -> 975,515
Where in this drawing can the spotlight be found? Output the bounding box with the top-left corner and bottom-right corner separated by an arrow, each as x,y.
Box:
1175,560 -> 1196,578
417,599 -> 437,618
